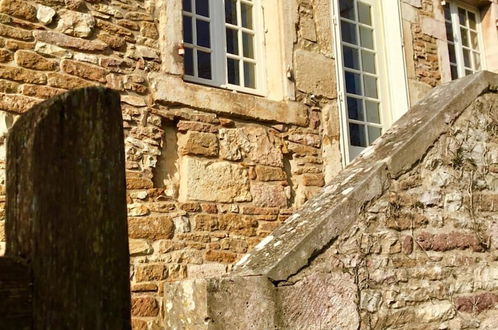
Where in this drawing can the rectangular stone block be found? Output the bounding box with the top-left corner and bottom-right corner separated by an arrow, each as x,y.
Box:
179,156 -> 251,203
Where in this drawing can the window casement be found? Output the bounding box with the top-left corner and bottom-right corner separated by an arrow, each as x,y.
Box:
444,2 -> 485,80
333,0 -> 409,163
182,0 -> 265,95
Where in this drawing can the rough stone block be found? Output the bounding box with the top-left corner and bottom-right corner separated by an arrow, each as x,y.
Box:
61,59 -> 108,83
34,31 -> 107,51
294,49 -> 336,98
179,157 -> 252,203
163,276 -> 276,329
250,182 -> 288,208
255,165 -> 286,181
219,126 -> 283,166
0,0 -> 36,21
131,296 -> 159,317
178,131 -> 218,157
15,50 -> 58,71
128,216 -> 174,240
277,272 -> 359,329
56,9 -> 95,38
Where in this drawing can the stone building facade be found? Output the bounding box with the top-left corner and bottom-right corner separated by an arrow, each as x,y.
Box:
0,0 -> 496,328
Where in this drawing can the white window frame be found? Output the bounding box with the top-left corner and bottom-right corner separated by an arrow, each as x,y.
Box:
445,1 -> 486,79
182,0 -> 267,96
331,0 -> 410,165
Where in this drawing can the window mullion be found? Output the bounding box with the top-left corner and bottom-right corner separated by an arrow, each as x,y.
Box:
450,3 -> 465,78
236,0 -> 244,87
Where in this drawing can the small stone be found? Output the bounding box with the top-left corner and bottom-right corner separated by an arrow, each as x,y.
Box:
0,0 -> 36,22
129,239 -> 152,256
56,10 -> 96,38
0,79 -> 18,93
96,32 -> 126,50
15,50 -> 58,71
255,165 -> 287,182
0,24 -> 33,41
0,49 -> 11,62
35,42 -> 72,58
135,264 -> 168,282
47,72 -> 93,89
187,263 -> 227,279
173,216 -> 191,233
0,93 -> 39,113
128,216 -> 174,240
140,22 -> 158,39
61,59 -> 108,83
34,31 -> 107,51
204,250 -> 238,263
36,4 -> 56,25
131,296 -> 159,317
250,182 -> 288,208
0,65 -> 46,84
22,85 -> 65,99
178,131 -> 219,157
121,95 -> 146,107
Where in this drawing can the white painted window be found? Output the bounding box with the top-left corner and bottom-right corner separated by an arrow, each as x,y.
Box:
182,0 -> 264,94
333,0 -> 409,163
444,2 -> 485,80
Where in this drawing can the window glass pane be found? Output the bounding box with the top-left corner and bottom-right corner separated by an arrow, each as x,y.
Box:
361,50 -> 375,74
341,21 -> 357,45
183,16 -> 192,44
225,0 -> 237,25
343,46 -> 360,70
241,2 -> 253,29
339,0 -> 355,20
450,65 -> 458,79
243,61 -> 256,88
347,97 -> 364,121
227,58 -> 240,85
184,47 -> 194,76
470,31 -> 478,49
448,44 -> 456,63
196,20 -> 211,48
359,26 -> 374,49
473,52 -> 481,70
363,75 -> 377,98
345,71 -> 362,95
365,101 -> 380,124
349,123 -> 367,147
458,8 -> 466,26
357,2 -> 372,26
460,27 -> 469,47
445,22 -> 453,42
368,126 -> 382,143
465,69 -> 473,76
183,0 -> 192,12
468,12 -> 476,30
197,51 -> 211,79
226,28 -> 239,55
463,48 -> 471,67
242,32 -> 254,58
444,6 -> 451,21
195,0 -> 209,17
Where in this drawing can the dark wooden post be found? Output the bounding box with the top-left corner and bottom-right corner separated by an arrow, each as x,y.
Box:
5,87 -> 131,329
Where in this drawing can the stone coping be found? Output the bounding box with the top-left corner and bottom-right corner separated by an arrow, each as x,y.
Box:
150,73 -> 309,126
232,71 -> 498,282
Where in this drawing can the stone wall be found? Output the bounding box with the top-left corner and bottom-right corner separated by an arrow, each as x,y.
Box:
163,72 -> 498,329
291,90 -> 498,328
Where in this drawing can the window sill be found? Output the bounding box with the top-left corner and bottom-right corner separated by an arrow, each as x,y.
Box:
150,74 -> 308,126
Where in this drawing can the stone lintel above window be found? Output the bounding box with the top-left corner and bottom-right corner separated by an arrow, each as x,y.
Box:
150,74 -> 308,126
